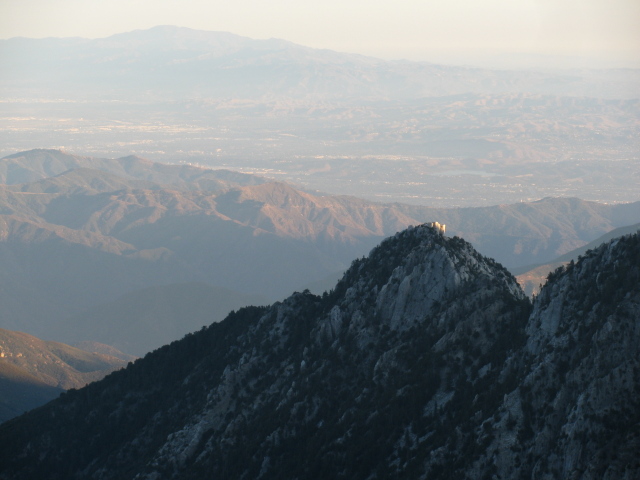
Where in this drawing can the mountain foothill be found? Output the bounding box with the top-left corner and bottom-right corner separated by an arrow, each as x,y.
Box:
0,328 -> 133,423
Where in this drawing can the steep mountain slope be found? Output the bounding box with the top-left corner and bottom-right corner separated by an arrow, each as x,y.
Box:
0,225 -> 529,477
478,232 -> 640,479
515,222 -> 640,296
0,329 -> 131,423
0,226 -> 637,479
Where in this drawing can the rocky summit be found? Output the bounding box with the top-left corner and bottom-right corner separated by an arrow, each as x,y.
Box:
0,225 -> 638,479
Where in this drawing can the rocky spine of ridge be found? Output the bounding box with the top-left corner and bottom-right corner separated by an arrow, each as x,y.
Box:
486,233 -> 640,479
0,228 -> 638,479
0,224 -> 530,478
438,232 -> 640,479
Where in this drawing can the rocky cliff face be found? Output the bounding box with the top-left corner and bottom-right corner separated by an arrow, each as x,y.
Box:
0,226 -> 637,479
482,234 -> 640,479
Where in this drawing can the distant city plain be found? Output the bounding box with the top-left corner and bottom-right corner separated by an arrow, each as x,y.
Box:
1,27 -> 638,207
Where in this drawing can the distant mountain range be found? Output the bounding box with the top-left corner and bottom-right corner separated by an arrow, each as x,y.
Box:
0,148 -> 266,189
3,25 -> 639,101
0,329 -> 133,423
0,149 -> 638,356
1,225 -> 637,478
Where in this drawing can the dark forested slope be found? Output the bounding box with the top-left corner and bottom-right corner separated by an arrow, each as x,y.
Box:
0,226 -> 637,478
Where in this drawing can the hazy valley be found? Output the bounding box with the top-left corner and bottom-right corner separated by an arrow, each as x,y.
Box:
0,149 -> 637,360
1,26 -> 638,207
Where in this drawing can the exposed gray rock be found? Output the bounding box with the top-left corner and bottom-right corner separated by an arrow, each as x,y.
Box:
0,226 -> 637,480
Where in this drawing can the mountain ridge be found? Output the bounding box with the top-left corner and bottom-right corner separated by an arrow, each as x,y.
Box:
3,27 -> 639,100
0,149 -> 637,354
515,222 -> 640,295
0,226 -> 637,478
0,149 -> 266,191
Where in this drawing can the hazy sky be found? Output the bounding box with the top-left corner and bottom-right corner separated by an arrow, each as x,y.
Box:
1,0 -> 639,67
